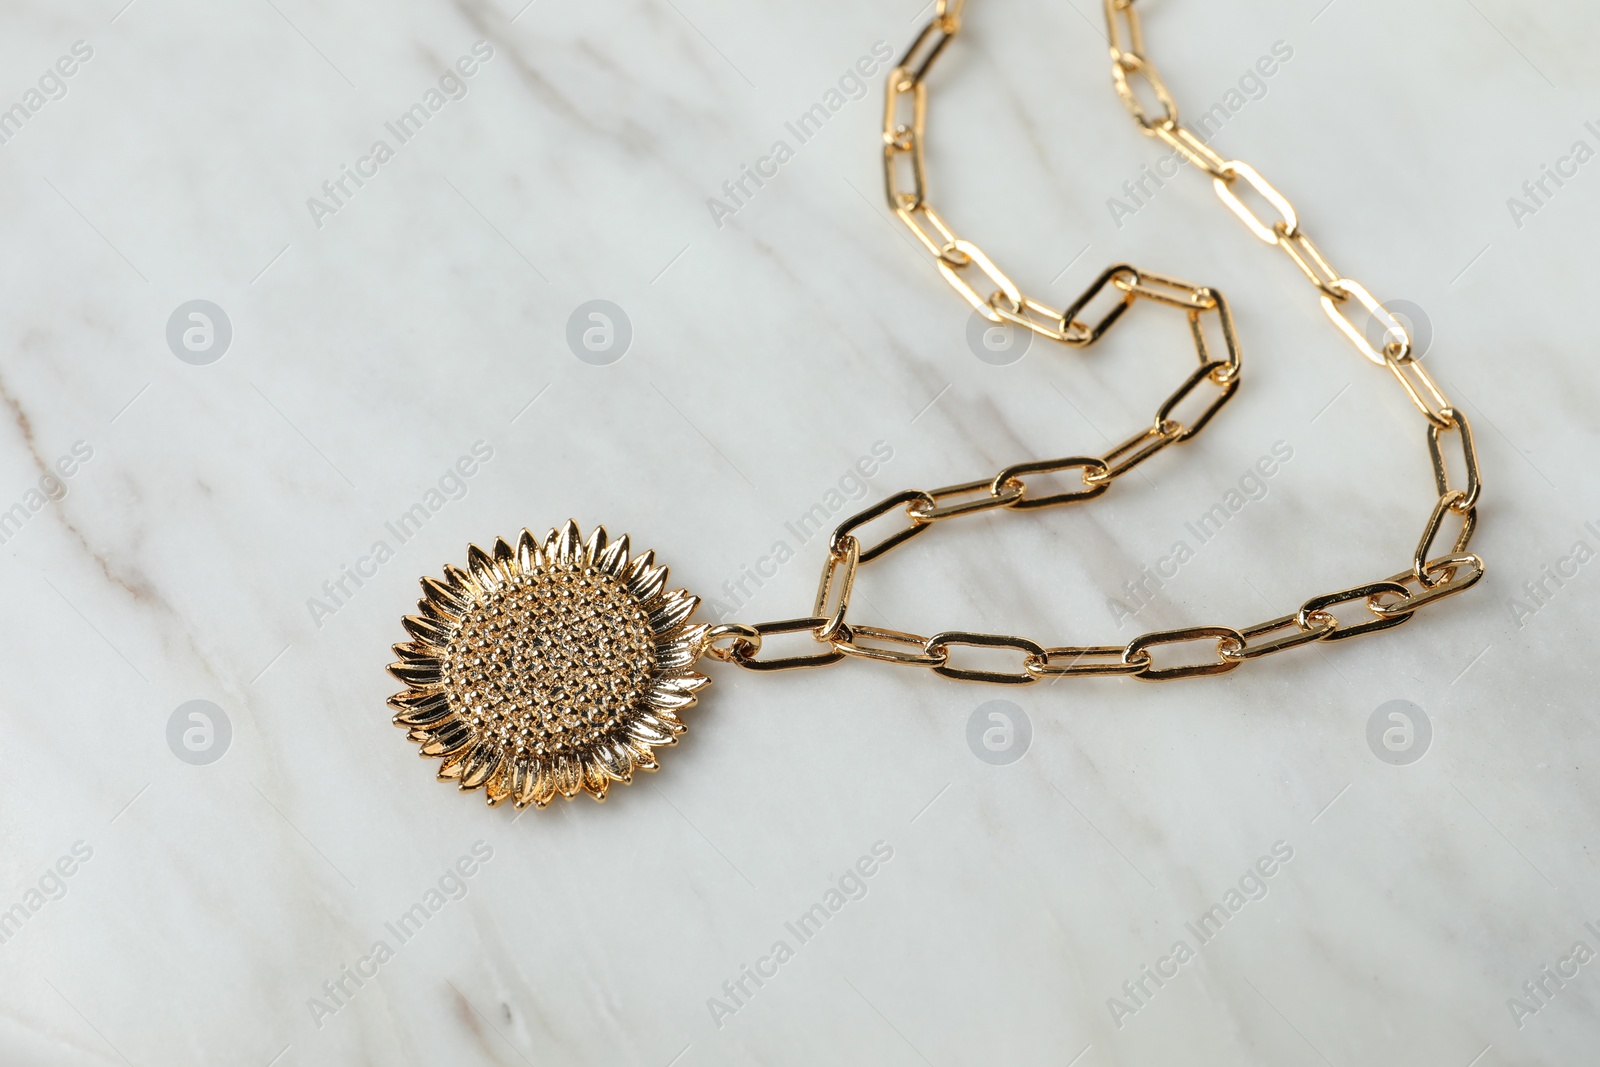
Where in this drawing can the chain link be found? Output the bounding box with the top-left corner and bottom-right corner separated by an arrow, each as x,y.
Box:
705,0 -> 1485,684
929,632 -> 1046,686
834,624 -> 950,668
813,535 -> 859,641
1125,626 -> 1245,681
1428,408 -> 1481,511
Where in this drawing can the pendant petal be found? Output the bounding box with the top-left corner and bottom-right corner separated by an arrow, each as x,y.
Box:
436,747 -> 470,780
584,526 -> 608,567
391,641 -> 440,665
401,615 -> 452,648
623,738 -> 658,771
422,576 -> 470,617
556,520 -> 582,568
649,592 -> 699,635
441,564 -> 480,604
646,682 -> 696,710
531,761 -> 559,807
645,707 -> 687,733
654,641 -> 698,671
516,529 -> 543,573
628,719 -> 676,746
627,562 -> 668,603
552,756 -> 583,798
419,719 -> 474,756
581,758 -> 609,800
389,687 -> 448,712
388,662 -> 443,687
458,742 -> 501,790
597,534 -> 629,576
466,544 -> 501,592
621,550 -> 655,590
418,597 -> 458,629
654,671 -> 710,694
596,743 -> 634,782
389,686 -> 445,708
511,757 -> 539,808
391,697 -> 453,728
492,537 -> 517,576
485,761 -> 514,805
653,626 -> 706,670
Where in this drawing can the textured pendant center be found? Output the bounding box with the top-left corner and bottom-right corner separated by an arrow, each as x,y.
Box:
442,569 -> 656,756
391,521 -> 708,809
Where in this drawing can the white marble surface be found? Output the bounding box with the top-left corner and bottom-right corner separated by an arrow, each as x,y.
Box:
1,0 -> 1597,1063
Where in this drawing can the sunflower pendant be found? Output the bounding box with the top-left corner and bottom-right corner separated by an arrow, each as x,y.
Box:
387,521 -> 709,808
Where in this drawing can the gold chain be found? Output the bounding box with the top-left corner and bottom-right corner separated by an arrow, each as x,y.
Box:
704,0 -> 1484,684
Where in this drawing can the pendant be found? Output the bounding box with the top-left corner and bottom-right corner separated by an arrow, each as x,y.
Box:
387,520 -> 710,808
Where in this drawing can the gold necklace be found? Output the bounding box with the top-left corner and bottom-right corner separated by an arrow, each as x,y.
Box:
387,0 -> 1485,810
